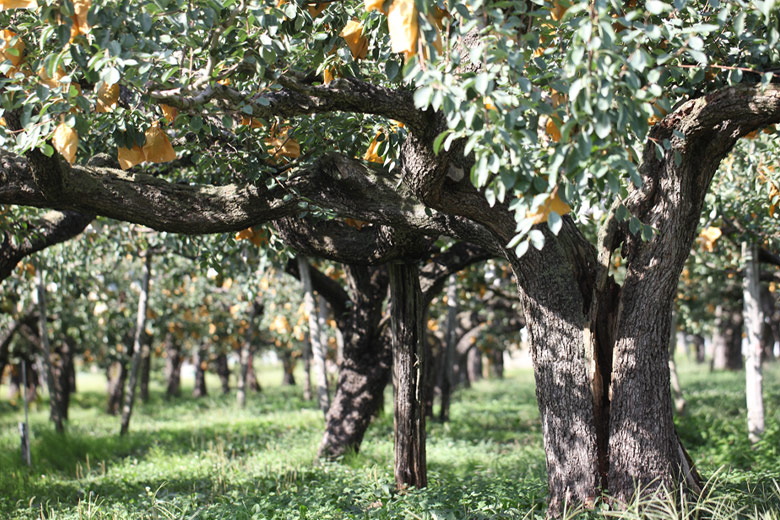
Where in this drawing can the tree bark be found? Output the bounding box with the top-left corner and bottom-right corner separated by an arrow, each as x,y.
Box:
192,344 -> 208,398
120,252 -> 152,436
106,360 -> 127,415
389,263 -> 427,490
139,330 -> 152,403
712,304 -> 744,371
215,352 -> 231,394
318,265 -> 391,459
439,275 -> 457,422
668,312 -> 686,415
298,256 -> 330,414
466,345 -> 482,384
281,350 -> 296,385
302,336 -> 312,401
246,352 -> 262,392
742,241 -> 764,444
164,332 -> 182,398
36,268 -> 64,433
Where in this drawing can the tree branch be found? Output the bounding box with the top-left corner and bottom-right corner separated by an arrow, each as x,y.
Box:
1,210 -> 94,283
151,77 -> 429,133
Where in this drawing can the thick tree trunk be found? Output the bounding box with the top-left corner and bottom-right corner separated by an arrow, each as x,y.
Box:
192,344 -> 208,398
298,256 -> 330,414
36,269 -> 64,433
389,263 -> 427,490
742,242 -> 764,444
164,332 -> 182,398
508,240 -> 601,511
318,265 -> 391,459
712,304 -> 744,371
120,253 -> 152,436
215,352 -> 230,394
439,275 -> 457,422
281,350 -> 296,385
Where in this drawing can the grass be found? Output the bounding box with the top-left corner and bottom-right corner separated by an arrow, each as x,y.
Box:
0,359 -> 778,519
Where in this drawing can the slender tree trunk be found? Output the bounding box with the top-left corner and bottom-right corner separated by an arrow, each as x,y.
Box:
36,268 -> 64,433
298,256 -> 330,414
120,252 -> 152,436
10,357 -> 38,402
192,344 -> 208,398
56,337 -> 75,420
439,275 -> 457,422
389,263 -> 427,490
106,360 -> 127,414
668,311 -> 686,415
743,242 -> 764,444
164,332 -> 182,398
318,265 -> 391,459
237,301 -> 260,407
139,330 -> 152,403
216,352 -> 230,394
490,349 -> 504,378
281,350 -> 296,385
302,335 -> 312,401
247,353 -> 262,392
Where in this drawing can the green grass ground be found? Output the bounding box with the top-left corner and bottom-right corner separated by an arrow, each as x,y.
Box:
0,360 -> 778,519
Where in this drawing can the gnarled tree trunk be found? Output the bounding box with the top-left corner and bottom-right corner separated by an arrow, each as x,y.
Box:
318,265 -> 391,459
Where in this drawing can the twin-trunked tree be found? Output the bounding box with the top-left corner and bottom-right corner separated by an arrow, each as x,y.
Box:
2,0 -> 780,512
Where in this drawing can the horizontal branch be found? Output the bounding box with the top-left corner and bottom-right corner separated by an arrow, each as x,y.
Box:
151,77 -> 428,132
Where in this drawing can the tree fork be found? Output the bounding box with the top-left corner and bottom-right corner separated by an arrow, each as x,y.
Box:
389,262 -> 427,490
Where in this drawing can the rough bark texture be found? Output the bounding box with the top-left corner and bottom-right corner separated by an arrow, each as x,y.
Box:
742,242 -> 765,444
318,265 -> 391,458
390,263 -> 427,490
2,67 -> 778,513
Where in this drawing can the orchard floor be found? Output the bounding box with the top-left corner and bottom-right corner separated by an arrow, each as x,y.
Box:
1,360 -> 779,519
